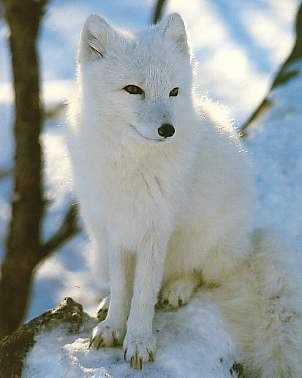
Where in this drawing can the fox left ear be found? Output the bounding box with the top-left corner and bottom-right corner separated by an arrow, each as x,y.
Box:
79,14 -> 115,62
160,13 -> 189,54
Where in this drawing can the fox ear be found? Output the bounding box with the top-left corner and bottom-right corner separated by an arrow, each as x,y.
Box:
160,13 -> 189,54
80,14 -> 114,62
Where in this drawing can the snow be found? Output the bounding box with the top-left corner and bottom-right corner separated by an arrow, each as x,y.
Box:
247,60 -> 302,252
1,1 -> 302,377
23,295 -> 237,378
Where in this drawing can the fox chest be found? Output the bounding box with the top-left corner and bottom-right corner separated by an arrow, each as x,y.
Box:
101,166 -> 167,214
96,164 -> 177,242
73,141 -> 184,245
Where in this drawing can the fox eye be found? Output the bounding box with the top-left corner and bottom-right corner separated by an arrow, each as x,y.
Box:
169,87 -> 179,97
123,85 -> 144,95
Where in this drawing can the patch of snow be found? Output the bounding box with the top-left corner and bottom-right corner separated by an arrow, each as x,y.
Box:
247,60 -> 302,252
23,294 -> 237,378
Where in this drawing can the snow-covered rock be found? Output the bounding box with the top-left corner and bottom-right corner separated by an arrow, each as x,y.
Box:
23,293 -> 239,378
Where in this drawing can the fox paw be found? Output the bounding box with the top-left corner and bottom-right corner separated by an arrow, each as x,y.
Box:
158,277 -> 197,309
123,332 -> 156,369
89,321 -> 124,349
96,296 -> 110,321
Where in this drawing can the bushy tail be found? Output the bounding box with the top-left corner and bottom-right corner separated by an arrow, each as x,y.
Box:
210,229 -> 302,377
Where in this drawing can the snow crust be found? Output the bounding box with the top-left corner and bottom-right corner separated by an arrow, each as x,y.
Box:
23,295 -> 237,378
248,60 -> 302,254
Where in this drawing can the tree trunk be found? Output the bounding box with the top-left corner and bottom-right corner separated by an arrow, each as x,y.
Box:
0,0 -> 47,337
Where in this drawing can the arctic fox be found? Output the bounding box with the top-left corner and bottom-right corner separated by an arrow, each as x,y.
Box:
68,13 -> 302,376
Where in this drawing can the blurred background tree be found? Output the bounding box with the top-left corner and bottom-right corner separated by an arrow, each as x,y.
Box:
0,0 -> 46,338
0,0 -> 78,337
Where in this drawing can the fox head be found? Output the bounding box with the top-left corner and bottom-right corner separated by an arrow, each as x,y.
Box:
78,13 -> 193,143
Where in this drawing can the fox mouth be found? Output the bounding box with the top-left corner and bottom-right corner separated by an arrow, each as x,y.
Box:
129,125 -> 165,143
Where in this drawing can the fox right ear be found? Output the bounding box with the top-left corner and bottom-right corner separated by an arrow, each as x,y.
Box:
159,13 -> 189,55
79,14 -> 114,62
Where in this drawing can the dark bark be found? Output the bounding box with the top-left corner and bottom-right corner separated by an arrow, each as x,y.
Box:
0,297 -> 89,378
40,203 -> 79,260
0,0 -> 47,337
240,3 -> 302,137
152,0 -> 167,24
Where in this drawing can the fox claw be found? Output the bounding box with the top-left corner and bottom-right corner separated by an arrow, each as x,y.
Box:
97,296 -> 110,321
148,350 -> 155,362
123,333 -> 156,369
130,352 -> 143,370
89,322 -> 124,349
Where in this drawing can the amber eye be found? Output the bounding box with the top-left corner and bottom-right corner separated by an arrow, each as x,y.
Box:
169,87 -> 179,97
123,85 -> 144,95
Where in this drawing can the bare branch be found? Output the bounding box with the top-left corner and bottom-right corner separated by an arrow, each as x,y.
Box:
39,203 -> 80,261
44,101 -> 66,120
152,0 -> 167,24
0,167 -> 12,180
239,99 -> 273,138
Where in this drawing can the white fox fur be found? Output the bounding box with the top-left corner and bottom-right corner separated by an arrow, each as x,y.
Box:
67,13 -> 302,376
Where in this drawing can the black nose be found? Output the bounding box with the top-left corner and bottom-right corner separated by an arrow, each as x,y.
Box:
158,123 -> 175,138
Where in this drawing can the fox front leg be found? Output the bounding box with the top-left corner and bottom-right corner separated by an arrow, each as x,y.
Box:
123,235 -> 167,369
90,250 -> 134,348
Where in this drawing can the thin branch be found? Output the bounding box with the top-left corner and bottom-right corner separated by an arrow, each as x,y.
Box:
152,0 -> 167,24
239,98 -> 273,138
39,203 -> 80,261
0,168 -> 12,180
44,101 -> 66,120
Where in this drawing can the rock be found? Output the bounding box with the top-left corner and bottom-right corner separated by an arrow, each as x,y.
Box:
0,297 -> 90,378
20,293 -> 241,377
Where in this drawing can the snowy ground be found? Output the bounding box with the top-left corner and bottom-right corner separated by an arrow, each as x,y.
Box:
23,295 -> 237,378
247,60 -> 302,252
1,1 -> 302,377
